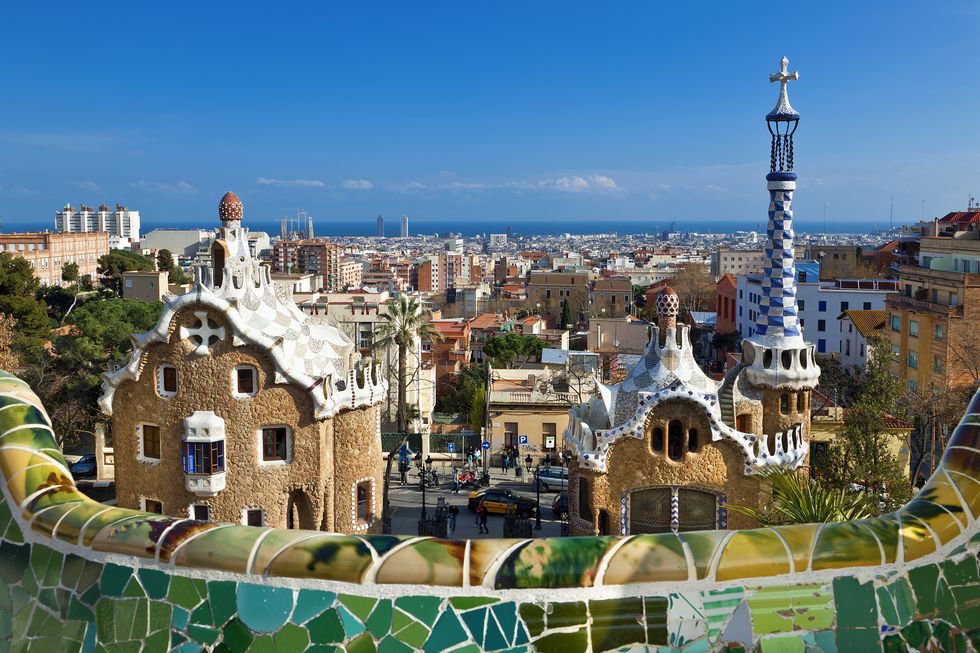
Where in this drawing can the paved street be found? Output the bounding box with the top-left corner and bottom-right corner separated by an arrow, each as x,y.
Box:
385,461 -> 566,538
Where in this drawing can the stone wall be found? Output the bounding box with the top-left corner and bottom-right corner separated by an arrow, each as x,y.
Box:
571,399 -> 761,534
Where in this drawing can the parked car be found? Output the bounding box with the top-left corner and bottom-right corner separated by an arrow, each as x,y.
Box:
467,488 -> 537,517
552,491 -> 569,520
535,466 -> 568,492
69,454 -> 97,479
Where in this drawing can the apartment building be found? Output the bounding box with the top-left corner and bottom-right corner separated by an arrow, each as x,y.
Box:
426,319 -> 471,393
55,203 -> 140,248
710,247 -> 765,278
527,270 -> 591,326
737,262 -> 897,355
0,231 -> 109,286
591,276 -> 633,318
838,310 -> 886,369
272,239 -> 342,291
339,259 -> 362,290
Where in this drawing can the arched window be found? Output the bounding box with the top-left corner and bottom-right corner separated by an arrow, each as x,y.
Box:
651,427 -> 664,453
796,392 -> 806,413
212,242 -> 225,288
688,428 -> 699,452
780,394 -> 790,415
667,420 -> 684,461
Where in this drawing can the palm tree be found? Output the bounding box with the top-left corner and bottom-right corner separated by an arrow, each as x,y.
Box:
374,295 -> 440,529
731,469 -> 872,525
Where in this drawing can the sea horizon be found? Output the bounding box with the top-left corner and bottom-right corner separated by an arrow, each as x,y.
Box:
1,215 -> 903,238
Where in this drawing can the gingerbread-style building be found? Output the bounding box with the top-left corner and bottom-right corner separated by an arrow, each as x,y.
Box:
100,192 -> 387,534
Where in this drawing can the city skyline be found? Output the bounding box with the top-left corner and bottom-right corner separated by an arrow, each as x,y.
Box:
1,3 -> 977,226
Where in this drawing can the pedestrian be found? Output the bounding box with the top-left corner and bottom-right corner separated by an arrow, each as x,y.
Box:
448,505 -> 458,533
501,453 -> 509,474
399,461 -> 408,486
476,501 -> 489,534
452,471 -> 460,494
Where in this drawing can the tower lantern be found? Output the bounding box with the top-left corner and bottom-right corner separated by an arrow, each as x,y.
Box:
766,56 -> 800,175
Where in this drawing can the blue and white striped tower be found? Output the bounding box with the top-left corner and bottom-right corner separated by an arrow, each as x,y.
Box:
743,58 -> 820,391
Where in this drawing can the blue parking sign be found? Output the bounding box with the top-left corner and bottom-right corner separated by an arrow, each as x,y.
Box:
447,442 -> 456,453
518,434 -> 529,446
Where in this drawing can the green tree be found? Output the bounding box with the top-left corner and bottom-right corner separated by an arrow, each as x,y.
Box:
97,250 -> 155,293
0,313 -> 18,371
0,253 -> 49,356
732,469 -> 872,525
61,261 -> 80,285
559,300 -> 572,329
819,334 -> 914,513
482,333 -> 545,368
21,297 -> 163,447
374,295 -> 441,528
156,249 -> 192,285
469,382 -> 486,435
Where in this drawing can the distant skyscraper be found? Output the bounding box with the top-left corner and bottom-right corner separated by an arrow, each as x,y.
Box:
400,214 -> 409,238
376,215 -> 384,238
55,203 -> 140,248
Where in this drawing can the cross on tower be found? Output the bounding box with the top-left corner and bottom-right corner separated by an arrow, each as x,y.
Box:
769,56 -> 799,91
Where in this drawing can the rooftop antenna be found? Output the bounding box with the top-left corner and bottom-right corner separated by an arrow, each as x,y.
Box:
890,194 -> 894,230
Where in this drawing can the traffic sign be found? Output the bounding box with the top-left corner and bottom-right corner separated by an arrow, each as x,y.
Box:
481,441 -> 491,450
447,442 -> 456,453
518,434 -> 529,446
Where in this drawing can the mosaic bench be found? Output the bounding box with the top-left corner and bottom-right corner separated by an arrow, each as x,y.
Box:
0,370 -> 977,652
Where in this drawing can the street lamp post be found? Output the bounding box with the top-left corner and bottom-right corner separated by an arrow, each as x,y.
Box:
535,454 -> 552,530
524,454 -> 533,478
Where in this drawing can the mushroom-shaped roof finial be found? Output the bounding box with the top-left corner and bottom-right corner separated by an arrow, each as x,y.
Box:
218,191 -> 243,223
656,286 -> 679,319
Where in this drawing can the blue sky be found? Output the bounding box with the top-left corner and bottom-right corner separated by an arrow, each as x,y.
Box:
0,2 -> 977,228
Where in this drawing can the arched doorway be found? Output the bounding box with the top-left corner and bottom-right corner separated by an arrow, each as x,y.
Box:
286,489 -> 315,530
597,509 -> 610,536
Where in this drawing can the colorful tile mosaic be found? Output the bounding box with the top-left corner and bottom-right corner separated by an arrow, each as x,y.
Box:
1,370 -> 979,652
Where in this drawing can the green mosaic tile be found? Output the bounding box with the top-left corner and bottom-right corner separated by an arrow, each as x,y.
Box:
547,601 -> 587,629
378,636 -> 414,653
875,587 -> 899,627
840,627 -> 886,653
833,577 -> 877,629
338,603 -> 366,638
29,543 -> 63,587
347,632 -> 378,653
167,576 -> 207,611
121,577 -> 144,599
645,596 -> 669,645
172,606 -> 189,629
491,602 -> 517,643
99,563 -> 132,599
908,564 -> 940,617
461,607 -> 487,643
67,596 -> 94,622
208,580 -> 237,627
138,569 -> 170,600
393,596 -> 442,627
422,608 -> 469,652
533,629 -> 588,653
518,604 -> 544,638
393,619 -> 429,649
483,614 -> 508,651
935,579 -> 956,625
236,583 -> 293,633
149,600 -> 171,633
340,594 -> 377,622
191,600 -> 214,626
888,578 -> 915,626
451,597 -> 499,610
590,597 -> 645,651
188,623 -> 221,645
679,531 -> 729,580
221,616 -> 254,652
495,537 -> 616,589
365,599 -> 392,639
308,609 -> 345,644
881,633 -> 904,653
246,635 -> 275,653
292,589 -> 337,625
0,541 -> 29,584
273,623 -> 310,653
759,635 -> 805,652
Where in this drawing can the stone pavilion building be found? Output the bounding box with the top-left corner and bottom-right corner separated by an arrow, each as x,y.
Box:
100,192 -> 387,534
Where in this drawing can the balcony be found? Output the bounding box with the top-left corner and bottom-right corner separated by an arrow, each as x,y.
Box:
886,293 -> 964,317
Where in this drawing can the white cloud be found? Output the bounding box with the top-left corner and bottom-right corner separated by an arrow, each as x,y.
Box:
341,179 -> 374,190
587,174 -> 623,192
131,180 -> 197,194
444,181 -> 488,191
397,181 -> 427,192
257,177 -> 326,188
69,180 -> 101,193
540,175 -> 591,193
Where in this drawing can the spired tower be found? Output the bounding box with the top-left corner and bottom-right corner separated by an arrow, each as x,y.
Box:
741,57 -> 820,439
